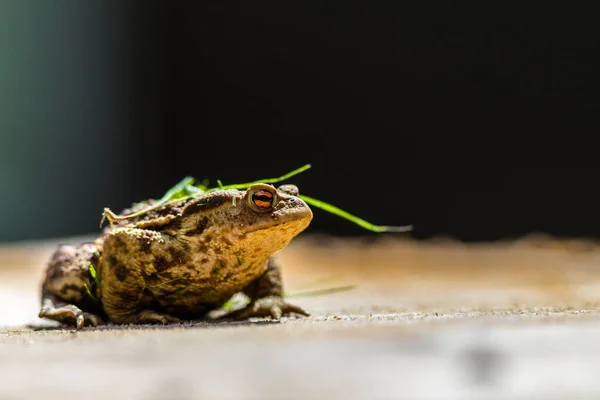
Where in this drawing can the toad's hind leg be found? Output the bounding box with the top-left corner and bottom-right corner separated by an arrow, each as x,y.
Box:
39,244 -> 104,329
99,228 -> 182,325
40,286 -> 103,329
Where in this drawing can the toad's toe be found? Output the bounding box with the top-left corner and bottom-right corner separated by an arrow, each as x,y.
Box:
225,296 -> 309,321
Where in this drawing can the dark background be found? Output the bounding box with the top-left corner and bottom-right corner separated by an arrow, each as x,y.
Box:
1,3 -> 599,242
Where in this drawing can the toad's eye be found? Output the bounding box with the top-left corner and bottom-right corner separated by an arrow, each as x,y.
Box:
252,190 -> 274,209
247,184 -> 278,212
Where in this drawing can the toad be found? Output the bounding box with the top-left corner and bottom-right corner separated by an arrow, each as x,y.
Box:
39,183 -> 312,329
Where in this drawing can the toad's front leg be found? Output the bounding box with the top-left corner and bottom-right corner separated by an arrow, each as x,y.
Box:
226,257 -> 309,320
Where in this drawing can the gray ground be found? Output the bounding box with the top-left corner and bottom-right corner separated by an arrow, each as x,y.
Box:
3,234 -> 600,399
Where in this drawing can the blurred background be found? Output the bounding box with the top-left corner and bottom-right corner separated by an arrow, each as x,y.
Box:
1,2 -> 599,243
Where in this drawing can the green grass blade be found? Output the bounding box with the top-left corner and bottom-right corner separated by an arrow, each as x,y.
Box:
185,184 -> 205,194
102,178 -> 206,224
217,164 -> 312,190
285,285 -> 358,298
84,283 -> 98,302
99,164 -> 414,234
221,294 -> 249,311
300,194 -> 413,233
289,274 -> 346,291
88,264 -> 101,290
149,277 -> 185,288
158,176 -> 196,203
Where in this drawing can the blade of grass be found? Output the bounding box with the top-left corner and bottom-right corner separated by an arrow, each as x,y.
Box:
101,178 -> 207,225
221,293 -> 250,311
289,274 -> 346,291
285,285 -> 358,298
89,264 -> 100,288
84,283 -> 98,302
300,194 -> 413,233
216,164 -> 311,190
149,277 -> 186,288
99,164 -> 414,234
158,176 -> 196,203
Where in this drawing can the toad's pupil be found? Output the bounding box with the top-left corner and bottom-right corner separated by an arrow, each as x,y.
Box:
252,191 -> 273,208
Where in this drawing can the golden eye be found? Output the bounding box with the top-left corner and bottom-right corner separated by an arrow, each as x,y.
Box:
247,184 -> 278,212
252,190 -> 274,209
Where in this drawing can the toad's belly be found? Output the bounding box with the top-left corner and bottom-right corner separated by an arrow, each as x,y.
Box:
143,257 -> 269,317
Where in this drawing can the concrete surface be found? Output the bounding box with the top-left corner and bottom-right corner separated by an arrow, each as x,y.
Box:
3,234 -> 600,399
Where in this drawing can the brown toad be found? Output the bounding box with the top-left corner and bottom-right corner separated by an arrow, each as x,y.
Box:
39,183 -> 312,329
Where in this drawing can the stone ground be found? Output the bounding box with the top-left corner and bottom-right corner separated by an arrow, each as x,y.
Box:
3,234 -> 600,399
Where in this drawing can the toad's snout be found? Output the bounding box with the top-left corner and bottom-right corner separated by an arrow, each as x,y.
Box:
273,195 -> 313,224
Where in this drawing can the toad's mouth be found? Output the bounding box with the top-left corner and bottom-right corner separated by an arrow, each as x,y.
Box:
243,206 -> 313,235
245,216 -> 311,234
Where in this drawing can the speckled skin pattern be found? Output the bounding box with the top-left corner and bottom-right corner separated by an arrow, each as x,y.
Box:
39,184 -> 313,329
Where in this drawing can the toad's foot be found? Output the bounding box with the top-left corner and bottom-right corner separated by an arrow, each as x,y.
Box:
126,310 -> 181,325
39,304 -> 103,330
226,296 -> 309,320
